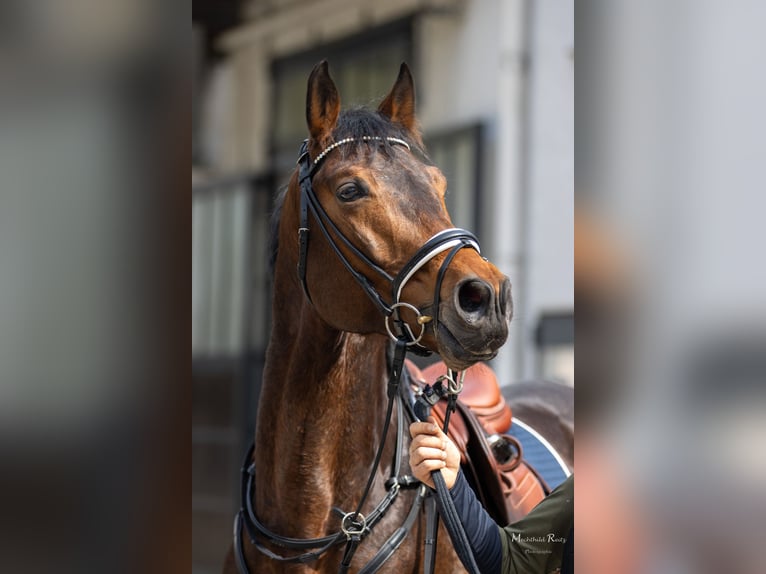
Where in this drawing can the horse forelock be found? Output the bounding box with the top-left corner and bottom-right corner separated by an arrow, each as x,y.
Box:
268,107 -> 429,275
331,107 -> 426,161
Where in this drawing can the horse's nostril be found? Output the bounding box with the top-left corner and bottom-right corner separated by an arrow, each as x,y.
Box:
458,280 -> 491,315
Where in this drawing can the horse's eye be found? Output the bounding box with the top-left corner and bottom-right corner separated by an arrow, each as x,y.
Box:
336,182 -> 367,203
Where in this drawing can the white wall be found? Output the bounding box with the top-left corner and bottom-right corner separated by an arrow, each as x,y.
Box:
518,0 -> 574,383
417,1 -> 500,131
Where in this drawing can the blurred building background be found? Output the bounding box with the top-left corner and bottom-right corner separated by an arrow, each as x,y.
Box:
192,0 -> 572,571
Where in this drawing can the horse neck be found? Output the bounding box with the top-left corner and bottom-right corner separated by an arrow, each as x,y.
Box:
253,259 -> 394,537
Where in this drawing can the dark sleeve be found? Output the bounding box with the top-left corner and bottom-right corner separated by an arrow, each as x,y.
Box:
448,470 -> 503,574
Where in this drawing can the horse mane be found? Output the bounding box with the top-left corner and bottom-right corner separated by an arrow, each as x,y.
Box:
268,106 -> 428,274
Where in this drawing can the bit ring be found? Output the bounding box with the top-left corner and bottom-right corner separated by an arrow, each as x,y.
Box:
385,302 -> 427,346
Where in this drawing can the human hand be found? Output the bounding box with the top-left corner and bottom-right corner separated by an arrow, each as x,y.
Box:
408,417 -> 461,489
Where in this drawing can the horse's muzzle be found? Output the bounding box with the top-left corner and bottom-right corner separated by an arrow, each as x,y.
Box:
437,277 -> 512,369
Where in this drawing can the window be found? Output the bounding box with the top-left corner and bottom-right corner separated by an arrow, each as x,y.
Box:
191,173 -> 274,574
192,181 -> 250,357
535,313 -> 574,386
425,124 -> 483,236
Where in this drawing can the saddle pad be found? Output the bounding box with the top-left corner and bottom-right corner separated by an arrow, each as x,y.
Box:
506,417 -> 571,491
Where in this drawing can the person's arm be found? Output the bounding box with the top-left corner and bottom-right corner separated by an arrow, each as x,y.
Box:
448,469 -> 503,573
409,420 -> 502,574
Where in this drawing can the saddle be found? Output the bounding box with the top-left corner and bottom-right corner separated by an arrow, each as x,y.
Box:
406,360 -> 547,524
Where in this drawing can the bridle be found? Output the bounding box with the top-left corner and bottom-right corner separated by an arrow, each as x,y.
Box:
233,135 -> 484,573
296,136 -> 481,347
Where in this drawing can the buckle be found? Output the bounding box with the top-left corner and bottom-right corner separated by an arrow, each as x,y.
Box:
340,512 -> 367,539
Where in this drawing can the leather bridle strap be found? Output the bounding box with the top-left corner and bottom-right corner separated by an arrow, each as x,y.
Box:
433,248 -> 461,339
299,160 -> 394,315
297,138 -> 399,316
357,485 -> 427,574
337,337 -> 407,573
391,228 -> 480,305
297,171 -> 313,304
422,495 -> 439,574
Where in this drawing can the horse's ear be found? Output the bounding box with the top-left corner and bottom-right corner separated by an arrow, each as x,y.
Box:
306,60 -> 340,145
378,63 -> 421,143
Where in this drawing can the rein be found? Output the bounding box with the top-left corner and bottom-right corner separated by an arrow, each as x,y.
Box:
234,135 -> 484,573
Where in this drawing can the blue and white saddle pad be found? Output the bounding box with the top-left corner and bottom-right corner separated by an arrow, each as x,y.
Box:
506,417 -> 571,491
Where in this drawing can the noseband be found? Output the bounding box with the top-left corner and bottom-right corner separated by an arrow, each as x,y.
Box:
296,137 -> 481,346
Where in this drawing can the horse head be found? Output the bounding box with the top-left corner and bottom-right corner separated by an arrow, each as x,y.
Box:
282,60 -> 512,371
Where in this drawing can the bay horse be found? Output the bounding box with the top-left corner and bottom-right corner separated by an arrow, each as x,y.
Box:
223,61 -> 515,573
